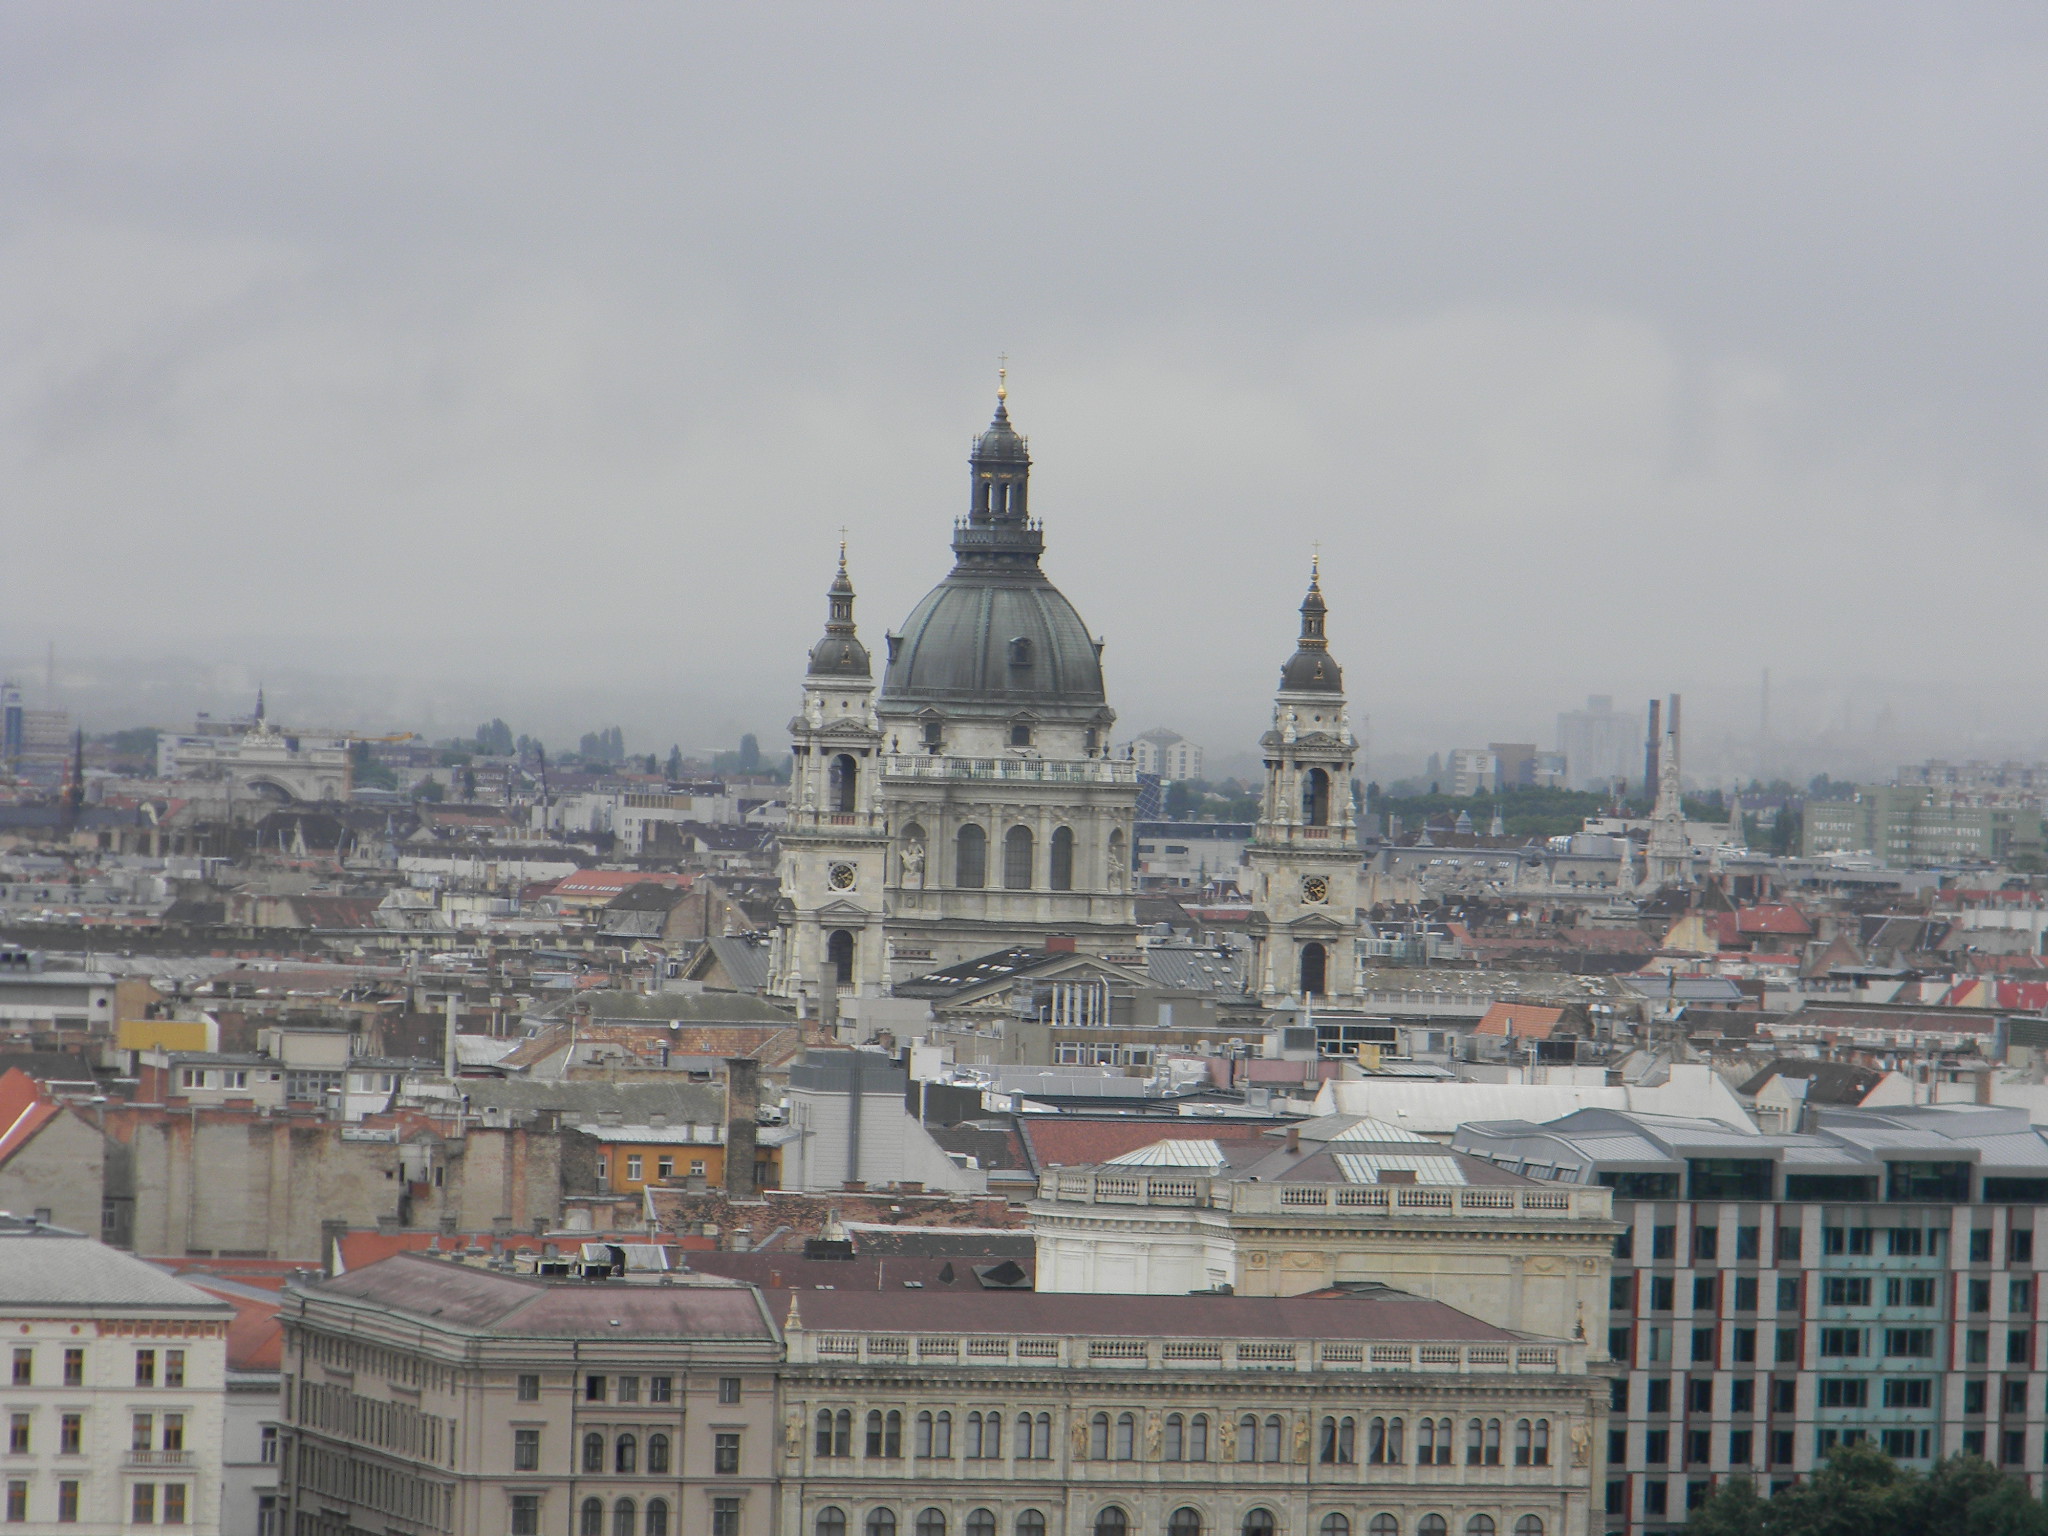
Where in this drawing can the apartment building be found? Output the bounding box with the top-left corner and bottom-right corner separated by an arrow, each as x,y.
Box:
0,1217 -> 234,1536
777,1289 -> 1604,1536
1453,1104 -> 2048,1535
277,1252 -> 783,1536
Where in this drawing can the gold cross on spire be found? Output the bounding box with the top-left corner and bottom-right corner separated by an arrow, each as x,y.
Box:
996,352 -> 1009,400
838,526 -> 848,567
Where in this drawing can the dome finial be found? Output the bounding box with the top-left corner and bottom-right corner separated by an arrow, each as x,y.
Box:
996,351 -> 1008,401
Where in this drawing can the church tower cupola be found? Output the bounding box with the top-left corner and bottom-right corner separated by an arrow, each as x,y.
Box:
807,543 -> 872,678
954,370 -> 1043,571
1278,558 -> 1343,694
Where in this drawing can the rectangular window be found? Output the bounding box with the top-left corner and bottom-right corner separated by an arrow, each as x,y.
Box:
135,1349 -> 156,1388
1606,1482 -> 1625,1516
7,1415 -> 26,1455
690,1160 -> 706,1177
626,1156 -> 643,1180
1732,1328 -> 1757,1363
1972,1279 -> 1993,1314
2013,1231 -> 2035,1265
1732,1379 -> 1755,1414
617,1376 -> 639,1403
257,1495 -> 278,1536
1822,1276 -> 1871,1307
163,1485 -> 185,1525
1688,1478 -> 1711,1509
62,1348 -> 82,1387
1778,1277 -> 1799,1312
1650,1276 -> 1675,1311
514,1428 -> 540,1471
1737,1225 -> 1761,1261
7,1351 -> 26,1388
164,1350 -> 183,1389
259,1426 -> 277,1464
1653,1226 -> 1677,1260
517,1374 -> 540,1402
1611,1274 -> 1634,1311
1688,1378 -> 1714,1412
1646,1326 -> 1672,1364
1772,1379 -> 1796,1414
1975,1229 -> 1996,1264
1611,1379 -> 1630,1412
2010,1328 -> 2033,1366
1776,1328 -> 1798,1364
649,1377 -> 673,1404
1645,1430 -> 1669,1465
712,1498 -> 741,1536
512,1497 -> 541,1536
1885,1329 -> 1934,1358
57,1482 -> 77,1524
1,1482 -> 20,1524
1881,1428 -> 1927,1460
2015,1279 -> 2034,1312
2004,1380 -> 2029,1415
1735,1276 -> 1759,1312
1694,1276 -> 1718,1312
1608,1326 -> 1630,1363
1694,1225 -> 1720,1261
1970,1331 -> 1992,1365
1615,1229 -> 1634,1260
585,1375 -> 606,1402
1609,1429 -> 1627,1465
1648,1378 -> 1672,1413
1849,1227 -> 1874,1255
1686,1431 -> 1710,1466
1730,1429 -> 1753,1465
715,1432 -> 741,1474
1885,1277 -> 1936,1308
719,1377 -> 742,1404
1966,1379 -> 1989,1415
1886,1379 -> 1934,1409
1645,1480 -> 1668,1516
657,1158 -> 674,1180
162,1414 -> 183,1452
1820,1328 -> 1865,1357
1771,1431 -> 1794,1465
1777,1227 -> 1802,1262
132,1485 -> 155,1525
2004,1430 -> 2026,1466
1693,1327 -> 1715,1362
132,1415 -> 153,1453
60,1414 -> 80,1455
1819,1379 -> 1869,1407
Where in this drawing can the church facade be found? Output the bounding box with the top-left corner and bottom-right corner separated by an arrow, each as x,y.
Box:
770,386 -> 1363,1015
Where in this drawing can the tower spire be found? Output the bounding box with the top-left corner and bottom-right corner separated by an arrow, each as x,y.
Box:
808,543 -> 870,678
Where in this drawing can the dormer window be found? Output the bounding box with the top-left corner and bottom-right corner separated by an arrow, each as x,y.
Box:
921,713 -> 944,752
1010,719 -> 1033,749
1008,637 -> 1033,668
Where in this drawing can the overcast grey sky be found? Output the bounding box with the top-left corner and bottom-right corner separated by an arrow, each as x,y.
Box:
2,5 -> 2044,779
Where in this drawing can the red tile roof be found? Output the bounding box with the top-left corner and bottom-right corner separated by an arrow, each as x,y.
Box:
192,1286 -> 283,1372
1017,1118 -> 1281,1173
1474,1003 -> 1564,1039
1736,904 -> 1813,936
0,1070 -> 61,1170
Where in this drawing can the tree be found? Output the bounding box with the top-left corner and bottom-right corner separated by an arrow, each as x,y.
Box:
1766,1441 -> 1914,1536
348,740 -> 397,790
1963,1479 -> 2048,1536
1686,1475 -> 1765,1536
414,776 -> 445,803
1912,1454 -> 2013,1536
1164,780 -> 1199,819
665,745 -> 683,780
473,718 -> 514,755
738,732 -> 761,771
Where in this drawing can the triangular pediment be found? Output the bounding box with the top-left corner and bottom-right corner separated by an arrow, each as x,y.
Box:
814,898 -> 875,922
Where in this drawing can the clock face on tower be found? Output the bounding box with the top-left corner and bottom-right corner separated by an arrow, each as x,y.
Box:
1301,875 -> 1330,904
828,862 -> 858,891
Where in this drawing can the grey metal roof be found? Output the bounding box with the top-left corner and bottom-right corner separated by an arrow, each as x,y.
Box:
0,1239 -> 235,1312
1146,946 -> 1248,993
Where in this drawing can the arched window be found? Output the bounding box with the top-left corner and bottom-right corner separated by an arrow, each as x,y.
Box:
1484,1420 -> 1501,1466
915,1511 -> 946,1536
1366,1418 -> 1386,1464
1165,1414 -> 1185,1461
1338,1417 -> 1356,1464
1017,1515 -> 1047,1536
1050,826 -> 1075,890
1514,1521 -> 1543,1536
1091,1413 -> 1110,1460
1369,1519 -> 1399,1536
1434,1419 -> 1454,1467
1237,1414 -> 1259,1462
1321,1518 -> 1351,1536
648,1434 -> 670,1474
1300,942 -> 1327,998
1115,1412 -> 1136,1461
1466,1520 -> 1495,1536
1532,1420 -> 1549,1467
1035,1414 -> 1053,1460
583,1433 -> 605,1473
1417,1417 -> 1435,1464
831,755 -> 857,813
884,1411 -> 903,1457
1387,1418 -> 1405,1464
827,929 -> 854,986
1465,1420 -> 1483,1467
1418,1520 -> 1447,1536
866,1411 -> 885,1458
834,1410 -> 852,1457
1011,1414 -> 1032,1459
867,1513 -> 897,1536
966,1412 -> 984,1459
816,1410 -> 836,1456
1243,1511 -> 1277,1536
613,1499 -> 636,1536
1263,1416 -> 1284,1464
1004,825 -> 1034,889
581,1500 -> 604,1536
646,1503 -> 669,1536
615,1434 -> 637,1473
817,1512 -> 846,1536
916,1413 -> 934,1458
1303,767 -> 1331,826
984,1413 -> 1002,1454
1170,1510 -> 1202,1536
967,1513 -> 996,1536
1189,1414 -> 1209,1462
1096,1511 -> 1128,1536
956,824 -> 987,888
933,1412 -> 952,1458
1514,1420 -> 1531,1466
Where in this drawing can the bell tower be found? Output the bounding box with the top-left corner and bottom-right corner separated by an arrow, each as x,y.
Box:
1245,560 -> 1363,1005
771,546 -> 888,1012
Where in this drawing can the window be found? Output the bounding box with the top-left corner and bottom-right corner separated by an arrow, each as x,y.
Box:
1653,1225 -> 1677,1259
135,1349 -> 154,1387
162,1490 -> 187,1530
1822,1277 -> 1871,1307
1820,1329 -> 1865,1357
1096,1511 -> 1129,1536
514,1428 -> 540,1471
1644,1482 -> 1668,1517
164,1351 -> 183,1389
131,1415 -> 153,1453
2017,1279 -> 2036,1312
1967,1379 -> 1989,1415
1975,1229 -> 1996,1263
1693,1328 -> 1714,1363
1115,1413 -> 1136,1461
133,1486 -> 156,1526
1777,1328 -> 1798,1363
657,1158 -> 673,1180
583,1433 -> 604,1473
719,1376 -> 742,1404
818,1409 -> 851,1457
1776,1226 -> 1802,1261
650,1376 -> 673,1403
1244,1513 -> 1277,1536
1646,1430 -> 1670,1464
1018,1515 -> 1047,1536
1322,1416 -> 1356,1464
1733,1329 -> 1757,1363
1514,1522 -> 1541,1536
968,1513 -> 997,1536
1694,1276 -> 1717,1311
1093,1413 -> 1113,1460
61,1348 -> 82,1387
59,1483 -> 79,1525
1735,1276 -> 1759,1312
1165,1414 -> 1185,1461
868,1515 -> 898,1536
917,1412 -> 936,1457
626,1156 -> 643,1181
1819,1379 -> 1868,1407
818,1510 -> 848,1536
1466,1520 -> 1494,1536
1370,1520 -> 1398,1536
2014,1231 -> 2035,1264
2013,1328 -> 2035,1366
1771,1431 -> 1794,1465
644,1433 -> 669,1474
4,1483 -> 22,1524
580,1501 -> 605,1536
1970,1330 -> 1992,1364
1886,1277 -> 1937,1308
956,825 -> 987,888
2006,1380 -> 2029,1415
715,1432 -> 741,1474
1737,1225 -> 1761,1261
617,1433 -> 638,1473
60,1414 -> 80,1456
647,1503 -> 669,1536
1732,1379 -> 1755,1414
6,1416 -> 25,1456
1050,827 -> 1075,890
586,1374 -> 607,1402
1003,826 -> 1034,889
1650,1277 -> 1675,1311
713,1501 -> 740,1536
1688,1430 -> 1712,1465
1419,1520 -> 1448,1536
1694,1225 -> 1721,1261
1877,1379 -> 1927,1411
1265,1416 -> 1285,1463
2004,1431 -> 2026,1467
1321,1519 -> 1350,1536
1886,1329 -> 1935,1359
517,1373 -> 540,1401
916,1512 -> 946,1536
1730,1430 -> 1753,1465
1778,1278 -> 1799,1311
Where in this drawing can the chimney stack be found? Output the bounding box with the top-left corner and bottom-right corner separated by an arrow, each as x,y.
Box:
723,1057 -> 759,1199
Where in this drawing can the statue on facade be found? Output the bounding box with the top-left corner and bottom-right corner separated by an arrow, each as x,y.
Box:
901,839 -> 925,888
1070,1414 -> 1089,1460
1293,1416 -> 1311,1463
1145,1414 -> 1162,1460
1570,1421 -> 1593,1467
784,1412 -> 804,1457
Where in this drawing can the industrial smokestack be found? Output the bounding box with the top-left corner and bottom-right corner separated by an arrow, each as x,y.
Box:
1644,699 -> 1662,800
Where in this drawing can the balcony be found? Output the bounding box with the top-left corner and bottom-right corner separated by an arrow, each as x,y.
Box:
1037,1170 -> 1608,1220
127,1449 -> 190,1467
880,755 -> 1137,785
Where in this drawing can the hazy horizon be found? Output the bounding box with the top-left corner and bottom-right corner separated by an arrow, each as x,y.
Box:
5,5 -> 2046,788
